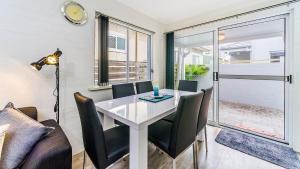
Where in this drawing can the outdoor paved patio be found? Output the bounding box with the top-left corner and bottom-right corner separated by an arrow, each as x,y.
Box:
219,100 -> 284,139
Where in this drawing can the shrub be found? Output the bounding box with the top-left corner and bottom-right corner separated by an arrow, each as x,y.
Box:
185,64 -> 210,80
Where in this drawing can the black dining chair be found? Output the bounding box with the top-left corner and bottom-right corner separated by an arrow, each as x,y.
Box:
162,80 -> 198,122
112,83 -> 135,125
135,81 -> 153,94
148,92 -> 204,169
74,92 -> 129,169
112,83 -> 135,99
196,87 -> 213,153
178,80 -> 198,92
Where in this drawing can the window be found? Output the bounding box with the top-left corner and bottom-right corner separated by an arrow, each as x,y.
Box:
108,36 -> 116,49
108,34 -> 127,52
117,37 -> 126,50
95,19 -> 152,85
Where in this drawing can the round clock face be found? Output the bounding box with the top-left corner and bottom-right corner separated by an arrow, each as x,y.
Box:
62,1 -> 87,25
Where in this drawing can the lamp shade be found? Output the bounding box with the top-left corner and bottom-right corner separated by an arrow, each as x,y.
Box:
30,57 -> 46,71
30,62 -> 42,71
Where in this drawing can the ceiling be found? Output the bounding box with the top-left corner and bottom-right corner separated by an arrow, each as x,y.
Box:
116,0 -> 289,24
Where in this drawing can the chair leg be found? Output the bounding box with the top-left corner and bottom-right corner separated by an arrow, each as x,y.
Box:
204,126 -> 208,152
173,158 -> 176,169
194,142 -> 198,169
192,143 -> 198,169
83,151 -> 86,169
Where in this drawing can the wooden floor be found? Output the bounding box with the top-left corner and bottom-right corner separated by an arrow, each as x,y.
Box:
72,126 -> 285,169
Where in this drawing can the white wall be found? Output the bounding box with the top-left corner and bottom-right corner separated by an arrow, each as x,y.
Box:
0,0 -> 165,155
167,2 -> 300,152
291,3 -> 300,152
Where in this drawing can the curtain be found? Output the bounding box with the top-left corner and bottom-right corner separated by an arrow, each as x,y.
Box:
98,15 -> 109,85
147,34 -> 152,80
166,32 -> 174,89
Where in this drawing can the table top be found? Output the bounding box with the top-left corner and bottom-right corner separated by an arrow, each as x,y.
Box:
95,89 -> 194,128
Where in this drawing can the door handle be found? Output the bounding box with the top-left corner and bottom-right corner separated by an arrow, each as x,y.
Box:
213,72 -> 219,81
286,75 -> 292,84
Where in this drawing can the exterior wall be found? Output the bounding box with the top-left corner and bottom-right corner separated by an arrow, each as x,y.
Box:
251,37 -> 284,62
218,77 -> 284,110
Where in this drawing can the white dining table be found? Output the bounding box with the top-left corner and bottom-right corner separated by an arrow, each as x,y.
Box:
95,89 -> 194,169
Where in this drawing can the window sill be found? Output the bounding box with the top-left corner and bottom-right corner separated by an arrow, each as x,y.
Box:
88,85 -> 112,91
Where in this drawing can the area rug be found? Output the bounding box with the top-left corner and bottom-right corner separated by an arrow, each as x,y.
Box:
215,129 -> 300,169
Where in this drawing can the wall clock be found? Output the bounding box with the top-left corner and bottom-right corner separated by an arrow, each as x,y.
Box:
61,1 -> 88,25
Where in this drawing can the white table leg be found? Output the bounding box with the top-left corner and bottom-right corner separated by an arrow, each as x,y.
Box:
130,126 -> 148,169
103,115 -> 115,130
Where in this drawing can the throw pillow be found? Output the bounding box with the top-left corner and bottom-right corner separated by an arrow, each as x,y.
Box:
0,124 -> 9,159
0,103 -> 53,169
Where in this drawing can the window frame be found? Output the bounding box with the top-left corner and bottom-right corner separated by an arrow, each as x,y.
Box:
95,17 -> 153,86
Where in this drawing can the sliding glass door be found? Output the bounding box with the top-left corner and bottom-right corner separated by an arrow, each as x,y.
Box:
173,14 -> 290,142
218,16 -> 288,140
174,31 -> 214,121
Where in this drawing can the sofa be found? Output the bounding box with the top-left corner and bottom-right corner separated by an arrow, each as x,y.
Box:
16,107 -> 72,169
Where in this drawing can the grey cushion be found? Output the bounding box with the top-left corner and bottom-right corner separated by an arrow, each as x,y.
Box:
0,104 -> 53,169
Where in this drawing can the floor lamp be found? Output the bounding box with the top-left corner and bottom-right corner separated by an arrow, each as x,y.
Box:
30,49 -> 62,124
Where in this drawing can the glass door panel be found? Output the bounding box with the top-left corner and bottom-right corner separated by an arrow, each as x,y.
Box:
218,17 -> 286,140
174,31 -> 214,121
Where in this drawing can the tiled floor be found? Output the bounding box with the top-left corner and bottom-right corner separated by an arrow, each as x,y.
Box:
72,126 -> 284,169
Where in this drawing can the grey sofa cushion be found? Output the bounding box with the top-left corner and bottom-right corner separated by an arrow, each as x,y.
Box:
0,104 -> 53,169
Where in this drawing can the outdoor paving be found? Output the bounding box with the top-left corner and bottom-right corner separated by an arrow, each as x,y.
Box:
219,100 -> 284,139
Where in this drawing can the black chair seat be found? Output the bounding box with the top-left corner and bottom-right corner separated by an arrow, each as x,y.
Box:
162,113 -> 176,123
149,120 -> 172,153
105,125 -> 129,163
114,120 -> 126,126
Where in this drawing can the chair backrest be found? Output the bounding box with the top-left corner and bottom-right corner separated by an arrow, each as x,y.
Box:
74,92 -> 108,169
135,81 -> 153,94
197,87 -> 213,134
112,83 -> 135,99
169,92 -> 204,158
178,80 -> 198,92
